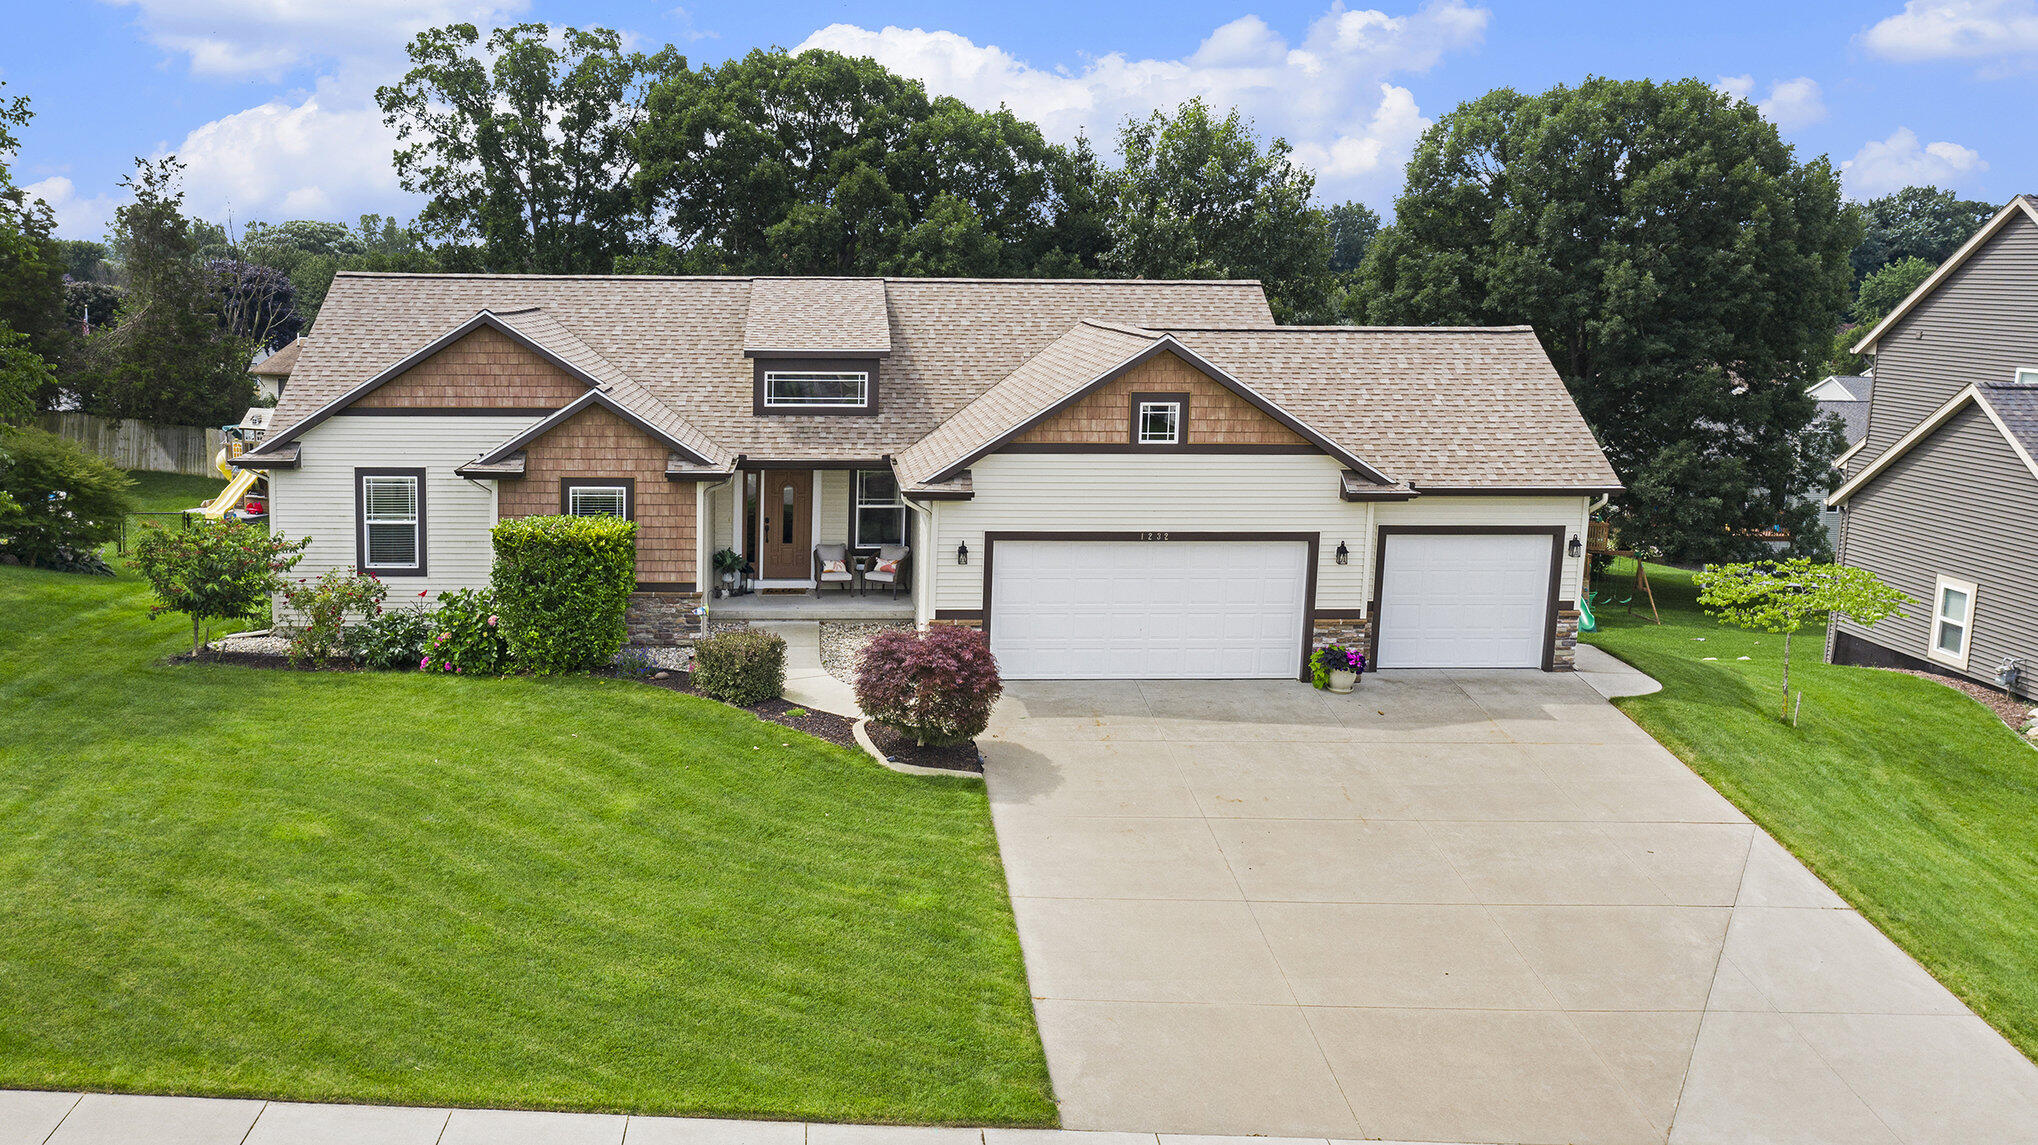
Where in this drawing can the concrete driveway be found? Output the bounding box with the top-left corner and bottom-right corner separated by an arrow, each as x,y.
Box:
980,667 -> 2038,1145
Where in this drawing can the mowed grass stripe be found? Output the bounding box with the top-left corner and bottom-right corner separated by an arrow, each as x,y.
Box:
0,475 -> 1053,1123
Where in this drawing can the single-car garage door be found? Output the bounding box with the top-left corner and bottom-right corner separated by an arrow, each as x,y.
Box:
989,539 -> 1308,679
1376,532 -> 1555,668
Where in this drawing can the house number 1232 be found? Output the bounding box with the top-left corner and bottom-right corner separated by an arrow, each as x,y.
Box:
1140,532 -> 1171,541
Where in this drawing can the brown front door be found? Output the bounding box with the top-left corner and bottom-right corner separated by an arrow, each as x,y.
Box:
758,469 -> 812,580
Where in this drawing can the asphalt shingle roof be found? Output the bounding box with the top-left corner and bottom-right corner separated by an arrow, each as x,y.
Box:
1981,384 -> 2038,457
743,278 -> 891,356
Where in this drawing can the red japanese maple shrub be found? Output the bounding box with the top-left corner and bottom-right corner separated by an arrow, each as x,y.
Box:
854,625 -> 1004,746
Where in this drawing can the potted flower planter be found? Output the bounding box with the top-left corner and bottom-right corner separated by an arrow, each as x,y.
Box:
1312,644 -> 1366,694
1327,667 -> 1359,694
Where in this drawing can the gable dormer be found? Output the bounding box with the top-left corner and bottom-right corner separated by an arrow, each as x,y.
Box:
744,278 -> 890,416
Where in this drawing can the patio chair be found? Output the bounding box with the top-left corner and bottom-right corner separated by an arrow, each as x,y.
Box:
812,543 -> 853,594
864,544 -> 910,599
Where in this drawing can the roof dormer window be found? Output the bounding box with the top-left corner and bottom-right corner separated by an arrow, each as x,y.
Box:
1132,393 -> 1187,445
753,358 -> 880,416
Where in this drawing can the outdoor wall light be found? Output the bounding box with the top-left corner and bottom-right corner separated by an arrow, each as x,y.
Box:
957,542 -> 969,565
1568,534 -> 1584,558
1335,541 -> 1349,565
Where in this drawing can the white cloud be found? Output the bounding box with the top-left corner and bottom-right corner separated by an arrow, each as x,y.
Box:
98,0 -> 529,77
668,7 -> 719,43
164,79 -> 421,226
1861,0 -> 2038,64
23,176 -> 128,240
1713,75 -> 1826,130
1841,127 -> 1988,197
796,0 -> 1490,201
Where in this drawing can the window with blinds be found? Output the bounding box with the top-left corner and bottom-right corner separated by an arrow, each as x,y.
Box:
358,472 -> 422,572
567,484 -> 629,518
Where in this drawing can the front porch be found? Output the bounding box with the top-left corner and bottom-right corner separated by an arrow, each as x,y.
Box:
708,592 -> 916,621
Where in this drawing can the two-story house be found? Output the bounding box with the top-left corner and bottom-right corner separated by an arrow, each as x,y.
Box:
1826,195 -> 2038,699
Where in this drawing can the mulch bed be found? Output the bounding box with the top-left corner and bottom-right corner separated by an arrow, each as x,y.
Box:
863,720 -> 985,774
618,670 -> 859,750
1879,666 -> 2033,734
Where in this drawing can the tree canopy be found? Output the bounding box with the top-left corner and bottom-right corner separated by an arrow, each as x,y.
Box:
629,48 -> 1106,278
1358,77 -> 1858,561
1849,185 -> 1994,282
379,23 -> 682,273
1103,99 -> 1333,321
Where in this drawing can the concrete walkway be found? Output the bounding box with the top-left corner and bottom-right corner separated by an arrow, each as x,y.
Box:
980,672 -> 2038,1145
4,1093 -> 1428,1145
1574,642 -> 1663,698
751,621 -> 862,718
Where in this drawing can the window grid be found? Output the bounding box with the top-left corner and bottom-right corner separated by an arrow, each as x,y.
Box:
1138,400 -> 1182,444
854,469 -> 906,548
764,370 -> 870,408
1930,574 -> 1976,669
360,474 -> 420,571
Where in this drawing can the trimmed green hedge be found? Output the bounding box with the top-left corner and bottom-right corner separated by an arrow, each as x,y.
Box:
691,630 -> 786,706
491,514 -> 637,674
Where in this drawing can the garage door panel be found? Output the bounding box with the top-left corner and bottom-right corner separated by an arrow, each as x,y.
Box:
1377,533 -> 1552,669
990,539 -> 1307,680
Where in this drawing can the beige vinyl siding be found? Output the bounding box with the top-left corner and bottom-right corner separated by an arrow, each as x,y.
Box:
1862,212 -> 2038,471
267,414 -> 536,621
1834,405 -> 2038,697
1374,494 -> 1591,603
929,453 -> 1592,614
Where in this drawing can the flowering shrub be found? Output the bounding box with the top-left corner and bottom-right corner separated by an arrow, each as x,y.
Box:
133,520 -> 309,655
345,602 -> 436,670
490,514 -> 636,674
854,626 -> 1003,746
691,630 -> 786,705
280,568 -> 387,666
610,645 -> 659,679
422,587 -> 509,675
1310,644 -> 1365,689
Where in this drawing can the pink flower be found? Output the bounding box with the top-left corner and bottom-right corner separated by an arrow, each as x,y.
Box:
420,657 -> 431,669
487,615 -> 498,626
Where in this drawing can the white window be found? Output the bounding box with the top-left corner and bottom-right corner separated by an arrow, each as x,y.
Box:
1137,400 -> 1182,444
764,370 -> 869,409
854,470 -> 905,548
1930,574 -> 1978,670
566,482 -> 629,518
359,472 -> 422,573
2014,367 -> 2038,386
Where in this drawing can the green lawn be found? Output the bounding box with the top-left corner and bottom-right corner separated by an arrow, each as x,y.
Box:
0,474 -> 1055,1124
1586,559 -> 2038,1060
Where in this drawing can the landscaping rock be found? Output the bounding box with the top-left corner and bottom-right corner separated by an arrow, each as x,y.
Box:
820,620 -> 912,687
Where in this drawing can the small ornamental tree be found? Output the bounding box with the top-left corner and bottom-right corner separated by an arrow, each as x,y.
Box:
1694,558 -> 1908,723
133,521 -> 309,655
854,626 -> 1004,746
490,514 -> 636,673
0,426 -> 135,570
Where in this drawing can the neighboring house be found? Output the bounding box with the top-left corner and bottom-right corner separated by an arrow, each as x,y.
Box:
250,337 -> 301,403
1826,195 -> 2038,699
1808,373 -> 1873,548
239,272 -> 1620,680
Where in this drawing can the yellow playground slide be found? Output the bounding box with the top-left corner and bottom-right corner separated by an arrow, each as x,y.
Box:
195,447 -> 260,520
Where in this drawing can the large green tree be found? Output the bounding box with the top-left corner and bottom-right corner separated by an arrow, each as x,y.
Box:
1359,77 -> 1858,561
1103,99 -> 1333,321
0,85 -> 65,370
630,48 -> 1105,277
379,23 -> 681,273
1849,185 -> 1994,281
88,159 -> 253,426
240,215 -> 450,324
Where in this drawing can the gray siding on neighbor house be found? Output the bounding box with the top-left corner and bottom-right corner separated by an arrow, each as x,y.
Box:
1856,211 -> 2038,476
1834,404 -> 2038,698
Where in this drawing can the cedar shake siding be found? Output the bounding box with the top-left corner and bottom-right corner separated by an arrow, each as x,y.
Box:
352,325 -> 586,411
1012,352 -> 1309,448
1855,212 -> 2038,475
498,403 -> 698,586
1832,404 -> 2038,698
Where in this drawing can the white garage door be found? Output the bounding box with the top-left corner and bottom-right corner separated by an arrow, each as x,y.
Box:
1376,533 -> 1553,668
990,539 -> 1308,679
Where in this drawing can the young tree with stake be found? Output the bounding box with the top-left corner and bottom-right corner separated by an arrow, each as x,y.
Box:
1694,558 -> 1907,723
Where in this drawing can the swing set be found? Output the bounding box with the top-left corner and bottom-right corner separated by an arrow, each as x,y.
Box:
1579,520 -> 1659,631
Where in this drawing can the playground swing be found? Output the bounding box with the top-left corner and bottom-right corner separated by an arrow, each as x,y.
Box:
1580,520 -> 1660,628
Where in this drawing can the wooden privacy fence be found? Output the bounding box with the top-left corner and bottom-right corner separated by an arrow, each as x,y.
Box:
33,412 -> 226,477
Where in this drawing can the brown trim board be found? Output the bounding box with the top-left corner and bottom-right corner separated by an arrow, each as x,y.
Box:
335,406 -> 564,417
634,581 -> 698,594
978,531 -> 1321,681
1127,391 -> 1191,446
1004,443 -> 1319,455
477,390 -> 713,467
1367,525 -> 1565,672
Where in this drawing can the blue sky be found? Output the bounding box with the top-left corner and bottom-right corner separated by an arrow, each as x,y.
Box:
4,0 -> 2032,239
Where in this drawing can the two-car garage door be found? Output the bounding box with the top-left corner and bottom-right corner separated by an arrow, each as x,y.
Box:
984,532 -> 1557,679
990,539 -> 1308,680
